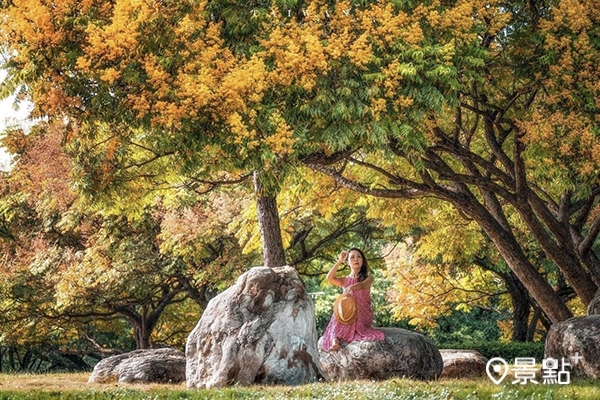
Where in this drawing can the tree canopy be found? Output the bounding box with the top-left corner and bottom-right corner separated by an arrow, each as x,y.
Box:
1,0 -> 599,360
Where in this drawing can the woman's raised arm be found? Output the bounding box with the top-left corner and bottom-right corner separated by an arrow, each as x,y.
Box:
326,251 -> 348,287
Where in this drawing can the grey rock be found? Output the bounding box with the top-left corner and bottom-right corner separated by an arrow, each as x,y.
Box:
545,316 -> 600,379
88,348 -> 185,383
186,266 -> 324,389
439,349 -> 488,378
318,327 -> 442,381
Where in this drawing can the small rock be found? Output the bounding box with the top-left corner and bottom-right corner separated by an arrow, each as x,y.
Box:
88,348 -> 185,383
439,349 -> 488,378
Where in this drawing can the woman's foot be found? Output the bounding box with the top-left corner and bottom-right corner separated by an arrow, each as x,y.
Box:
330,338 -> 341,351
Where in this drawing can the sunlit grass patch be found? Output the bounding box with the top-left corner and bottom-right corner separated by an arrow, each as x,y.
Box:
0,373 -> 598,399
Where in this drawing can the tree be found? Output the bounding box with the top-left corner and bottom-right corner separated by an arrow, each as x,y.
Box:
296,0 -> 600,323
2,0 -> 598,324
0,120 -> 253,351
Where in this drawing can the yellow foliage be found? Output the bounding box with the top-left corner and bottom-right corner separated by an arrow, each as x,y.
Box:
264,111 -> 297,157
543,0 -> 595,32
7,0 -> 63,48
385,242 -> 505,329
233,198 -> 261,255
228,112 -> 256,144
261,22 -> 329,91
54,245 -> 114,308
534,0 -> 600,164
567,296 -> 587,317
160,189 -> 249,260
347,33 -> 373,69
277,164 -> 360,232
100,68 -> 121,85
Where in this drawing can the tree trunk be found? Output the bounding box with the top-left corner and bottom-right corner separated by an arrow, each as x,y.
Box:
120,306 -> 152,349
483,227 -> 572,323
136,306 -> 151,349
254,172 -> 286,269
502,271 -> 531,342
582,253 -> 600,288
527,306 -> 542,342
8,346 -> 14,371
516,195 -> 599,305
457,199 -> 573,324
136,327 -> 151,349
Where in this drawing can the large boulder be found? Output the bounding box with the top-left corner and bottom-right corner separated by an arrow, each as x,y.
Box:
545,316 -> 600,379
439,349 -> 488,379
88,348 -> 186,384
186,266 -> 324,389
318,327 -> 442,381
587,289 -> 600,316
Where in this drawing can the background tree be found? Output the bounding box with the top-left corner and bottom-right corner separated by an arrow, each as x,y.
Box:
0,120 -> 254,356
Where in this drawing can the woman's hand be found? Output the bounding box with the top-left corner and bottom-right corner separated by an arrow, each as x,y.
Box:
339,251 -> 349,263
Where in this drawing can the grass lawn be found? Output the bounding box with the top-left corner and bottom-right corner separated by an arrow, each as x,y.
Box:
0,373 -> 598,399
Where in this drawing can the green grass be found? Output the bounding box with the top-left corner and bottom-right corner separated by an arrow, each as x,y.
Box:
0,373 -> 598,399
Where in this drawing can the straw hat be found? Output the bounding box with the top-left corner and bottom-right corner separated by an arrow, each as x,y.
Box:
333,293 -> 358,325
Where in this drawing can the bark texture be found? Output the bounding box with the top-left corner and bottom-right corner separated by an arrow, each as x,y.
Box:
587,290 -> 600,316
254,172 -> 286,269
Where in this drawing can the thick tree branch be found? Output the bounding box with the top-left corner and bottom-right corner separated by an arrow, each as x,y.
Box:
84,334 -> 122,355
571,186 -> 600,230
579,215 -> 600,257
422,147 -> 518,205
429,128 -> 515,191
558,192 -> 571,224
305,162 -> 425,199
146,287 -> 187,330
289,219 -> 363,267
347,156 -> 424,189
483,117 -> 515,179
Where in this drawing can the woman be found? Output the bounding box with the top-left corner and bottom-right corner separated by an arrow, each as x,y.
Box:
320,248 -> 385,351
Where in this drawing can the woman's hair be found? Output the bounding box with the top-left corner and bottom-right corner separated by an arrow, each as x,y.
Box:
348,247 -> 369,282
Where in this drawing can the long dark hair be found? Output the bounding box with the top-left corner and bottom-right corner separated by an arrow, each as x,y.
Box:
348,247 -> 369,282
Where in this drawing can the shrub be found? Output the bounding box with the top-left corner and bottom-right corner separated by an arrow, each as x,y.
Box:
436,340 -> 546,362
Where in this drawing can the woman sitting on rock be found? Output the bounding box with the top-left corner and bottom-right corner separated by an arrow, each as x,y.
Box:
320,248 -> 385,351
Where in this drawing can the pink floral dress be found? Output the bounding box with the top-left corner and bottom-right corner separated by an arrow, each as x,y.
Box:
320,277 -> 385,351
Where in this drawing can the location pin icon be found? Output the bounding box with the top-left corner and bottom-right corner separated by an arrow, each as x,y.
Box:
486,357 -> 509,384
